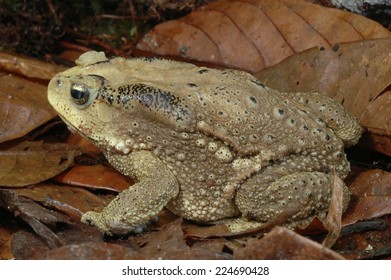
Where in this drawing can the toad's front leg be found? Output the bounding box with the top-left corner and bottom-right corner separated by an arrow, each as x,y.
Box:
81,150 -> 179,235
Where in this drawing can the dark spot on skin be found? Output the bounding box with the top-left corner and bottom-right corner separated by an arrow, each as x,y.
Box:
332,44 -> 340,52
198,69 -> 208,74
267,134 -> 276,141
139,57 -> 157,62
188,83 -> 197,88
320,46 -> 325,51
107,95 -> 114,104
114,83 -> 190,122
249,96 -> 257,104
278,108 -> 284,115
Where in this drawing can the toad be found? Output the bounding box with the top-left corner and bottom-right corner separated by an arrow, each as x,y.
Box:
47,51 -> 362,235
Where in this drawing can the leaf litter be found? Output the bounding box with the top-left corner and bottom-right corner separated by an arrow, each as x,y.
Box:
0,0 -> 391,260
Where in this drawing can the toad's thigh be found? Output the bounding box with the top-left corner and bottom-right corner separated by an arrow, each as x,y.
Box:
235,171 -> 349,224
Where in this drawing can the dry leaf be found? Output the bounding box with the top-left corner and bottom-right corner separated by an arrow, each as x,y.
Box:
11,225 -> 105,260
0,189 -> 71,248
234,226 -> 344,259
0,227 -> 13,260
343,169 -> 391,226
54,164 -> 132,192
0,141 -> 78,187
0,74 -> 57,143
139,218 -> 193,259
34,242 -> 145,260
15,183 -> 108,218
0,51 -> 67,80
135,0 -> 390,72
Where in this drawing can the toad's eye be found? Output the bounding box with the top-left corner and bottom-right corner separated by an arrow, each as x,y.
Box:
71,84 -> 90,105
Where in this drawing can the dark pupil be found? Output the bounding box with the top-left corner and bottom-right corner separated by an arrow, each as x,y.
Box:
71,84 -> 89,105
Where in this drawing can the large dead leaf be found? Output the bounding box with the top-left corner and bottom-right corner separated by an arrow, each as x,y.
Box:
135,0 -> 390,73
0,74 -> 57,143
0,141 -> 78,187
256,38 -> 391,155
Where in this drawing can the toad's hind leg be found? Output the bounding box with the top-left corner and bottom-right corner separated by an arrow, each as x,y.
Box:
281,91 -> 363,147
235,172 -> 350,227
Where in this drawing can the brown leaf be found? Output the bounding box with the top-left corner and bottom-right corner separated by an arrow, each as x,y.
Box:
15,183 -> 109,218
256,39 -> 391,155
0,227 -> 13,260
343,169 -> 391,226
11,225 -> 108,260
138,218 -> 193,259
0,74 -> 57,143
0,141 -> 78,187
190,239 -> 233,259
34,242 -> 145,260
183,221 -> 232,238
12,231 -> 52,260
135,0 -> 390,73
0,51 -> 67,80
54,164 -> 132,192
66,132 -> 102,155
234,226 -> 344,259
0,189 -> 71,248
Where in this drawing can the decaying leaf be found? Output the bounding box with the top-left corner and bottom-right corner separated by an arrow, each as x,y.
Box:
0,226 -> 14,260
135,0 -> 390,72
15,183 -> 109,218
0,51 -> 67,80
0,141 -> 78,187
0,74 -> 57,143
11,224 -> 106,260
54,164 -> 132,192
138,218 -> 193,259
0,189 -> 71,248
256,38 -> 391,155
234,226 -> 344,259
343,169 -> 391,226
33,242 -> 145,260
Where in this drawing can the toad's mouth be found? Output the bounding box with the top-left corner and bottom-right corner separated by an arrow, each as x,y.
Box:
57,113 -> 94,142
